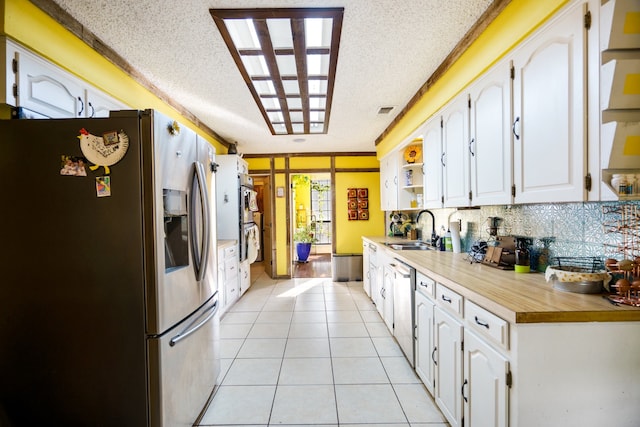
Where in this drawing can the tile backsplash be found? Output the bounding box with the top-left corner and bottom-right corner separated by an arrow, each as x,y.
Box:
396,201 -> 640,261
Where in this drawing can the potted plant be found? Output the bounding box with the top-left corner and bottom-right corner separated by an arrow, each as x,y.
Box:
294,224 -> 318,263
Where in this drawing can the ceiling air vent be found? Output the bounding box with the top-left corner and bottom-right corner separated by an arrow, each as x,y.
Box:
377,106 -> 395,115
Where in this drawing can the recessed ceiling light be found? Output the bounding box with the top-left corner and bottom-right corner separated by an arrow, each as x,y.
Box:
210,8 -> 344,136
377,106 -> 395,115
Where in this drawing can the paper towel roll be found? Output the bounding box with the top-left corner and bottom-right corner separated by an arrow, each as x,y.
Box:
450,221 -> 461,253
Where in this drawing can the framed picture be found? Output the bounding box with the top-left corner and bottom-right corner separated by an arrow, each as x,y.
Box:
347,187 -> 369,221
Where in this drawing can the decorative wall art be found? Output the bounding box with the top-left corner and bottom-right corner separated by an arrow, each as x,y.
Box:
348,188 -> 369,221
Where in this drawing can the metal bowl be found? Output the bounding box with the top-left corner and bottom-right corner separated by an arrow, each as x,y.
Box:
551,279 -> 604,294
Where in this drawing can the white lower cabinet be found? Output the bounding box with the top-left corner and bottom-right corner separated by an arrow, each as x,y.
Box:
416,275 -> 510,427
381,262 -> 395,332
218,243 -> 239,315
239,259 -> 250,296
434,306 -> 464,427
414,272 -> 436,395
463,329 -> 509,427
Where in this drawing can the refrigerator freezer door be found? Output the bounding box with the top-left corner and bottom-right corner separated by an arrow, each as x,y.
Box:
148,293 -> 220,427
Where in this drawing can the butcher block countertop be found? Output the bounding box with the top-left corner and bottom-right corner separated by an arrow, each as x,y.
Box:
364,236 -> 640,324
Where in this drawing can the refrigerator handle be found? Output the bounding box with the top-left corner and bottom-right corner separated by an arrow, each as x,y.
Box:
169,298 -> 218,347
190,161 -> 211,282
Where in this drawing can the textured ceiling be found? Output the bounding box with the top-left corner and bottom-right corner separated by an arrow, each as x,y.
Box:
49,0 -> 493,155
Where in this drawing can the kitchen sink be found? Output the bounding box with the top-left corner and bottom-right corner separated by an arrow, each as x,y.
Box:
384,242 -> 434,250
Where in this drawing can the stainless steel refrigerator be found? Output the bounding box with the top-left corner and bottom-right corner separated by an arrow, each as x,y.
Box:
0,109 -> 220,426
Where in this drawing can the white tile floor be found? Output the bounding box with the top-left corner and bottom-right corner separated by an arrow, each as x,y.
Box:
197,266 -> 449,427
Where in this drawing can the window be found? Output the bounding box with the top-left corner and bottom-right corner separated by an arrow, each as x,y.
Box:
310,179 -> 331,244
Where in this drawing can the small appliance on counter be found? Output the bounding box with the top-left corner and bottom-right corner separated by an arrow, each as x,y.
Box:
481,236 -> 516,270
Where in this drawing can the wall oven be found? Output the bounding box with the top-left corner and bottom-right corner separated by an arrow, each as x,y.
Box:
238,174 -> 254,262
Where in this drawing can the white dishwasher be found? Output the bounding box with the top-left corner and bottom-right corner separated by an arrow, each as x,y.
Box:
391,259 -> 415,367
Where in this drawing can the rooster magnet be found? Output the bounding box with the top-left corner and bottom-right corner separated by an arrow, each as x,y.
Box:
78,128 -> 129,174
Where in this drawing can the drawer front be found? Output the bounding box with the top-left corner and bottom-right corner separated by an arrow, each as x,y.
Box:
416,271 -> 435,299
224,245 -> 238,259
435,284 -> 463,317
224,259 -> 238,279
465,300 -> 509,350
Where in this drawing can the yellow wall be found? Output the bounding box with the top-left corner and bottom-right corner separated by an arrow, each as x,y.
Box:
290,157 -> 331,169
245,157 -> 271,171
292,175 -> 311,228
376,0 -> 569,158
335,156 -> 380,169
335,172 -> 383,254
274,173 -> 288,275
1,0 -> 226,153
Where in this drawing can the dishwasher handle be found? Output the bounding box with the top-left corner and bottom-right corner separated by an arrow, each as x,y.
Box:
390,261 -> 411,278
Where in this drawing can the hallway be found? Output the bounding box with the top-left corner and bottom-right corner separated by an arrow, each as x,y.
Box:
198,263 -> 449,426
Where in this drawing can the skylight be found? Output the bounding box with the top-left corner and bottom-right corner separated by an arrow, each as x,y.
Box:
210,8 -> 344,135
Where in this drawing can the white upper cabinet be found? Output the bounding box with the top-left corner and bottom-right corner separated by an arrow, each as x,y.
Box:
422,116 -> 443,208
17,48 -> 85,118
380,152 -> 398,211
85,87 -> 127,118
442,96 -> 470,207
511,1 -> 587,204
5,38 -> 127,118
469,60 -> 513,206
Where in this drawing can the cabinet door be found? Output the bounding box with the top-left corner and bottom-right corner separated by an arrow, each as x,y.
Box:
217,260 -> 226,311
469,60 -> 513,206
423,116 -> 443,208
239,259 -> 250,296
415,291 -> 435,395
463,329 -> 509,427
362,242 -> 371,297
512,1 -> 586,203
434,307 -> 463,427
442,96 -> 470,207
382,264 -> 394,332
85,87 -> 127,118
17,48 -> 84,118
379,154 -> 398,211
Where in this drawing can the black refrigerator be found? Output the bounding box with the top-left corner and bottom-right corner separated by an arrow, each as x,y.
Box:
0,109 -> 220,426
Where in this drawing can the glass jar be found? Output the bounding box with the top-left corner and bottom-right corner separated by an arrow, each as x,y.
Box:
611,174 -> 627,195
626,174 -> 637,196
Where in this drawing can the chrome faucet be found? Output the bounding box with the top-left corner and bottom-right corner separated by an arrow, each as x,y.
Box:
416,209 -> 437,247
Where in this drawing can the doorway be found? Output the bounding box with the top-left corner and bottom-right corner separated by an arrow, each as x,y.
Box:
291,173 -> 333,278
249,175 -> 273,278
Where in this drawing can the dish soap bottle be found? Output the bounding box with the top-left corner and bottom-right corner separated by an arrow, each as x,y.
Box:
515,238 -> 530,273
444,228 -> 453,252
